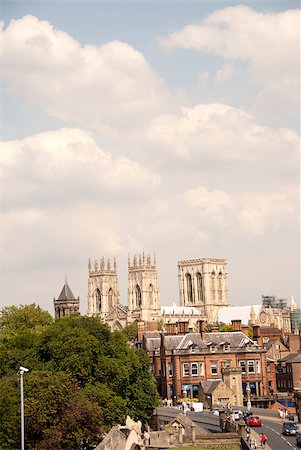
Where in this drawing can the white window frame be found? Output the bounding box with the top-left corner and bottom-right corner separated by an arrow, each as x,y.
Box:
183,363 -> 190,377
169,363 -> 173,377
211,362 -> 218,375
191,362 -> 198,376
239,360 -> 246,373
247,360 -> 255,373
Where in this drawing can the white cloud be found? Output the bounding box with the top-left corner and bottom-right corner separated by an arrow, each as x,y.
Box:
214,63 -> 236,84
182,184 -> 298,237
160,6 -> 299,104
0,15 -> 173,135
0,128 -> 160,211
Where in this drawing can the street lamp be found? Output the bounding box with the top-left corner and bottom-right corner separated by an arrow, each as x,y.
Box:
246,381 -> 251,411
19,366 -> 29,450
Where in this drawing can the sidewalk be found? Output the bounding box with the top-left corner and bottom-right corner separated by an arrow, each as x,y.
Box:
249,428 -> 272,450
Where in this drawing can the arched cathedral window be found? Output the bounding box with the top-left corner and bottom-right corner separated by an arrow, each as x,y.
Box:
210,271 -> 216,302
135,285 -> 142,308
217,272 -> 222,301
96,288 -> 101,312
108,288 -> 113,310
149,284 -> 153,306
196,272 -> 204,303
186,273 -> 193,303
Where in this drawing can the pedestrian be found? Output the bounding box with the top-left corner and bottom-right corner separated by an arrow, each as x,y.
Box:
143,430 -> 150,445
246,426 -> 251,441
250,437 -> 257,449
260,433 -> 267,447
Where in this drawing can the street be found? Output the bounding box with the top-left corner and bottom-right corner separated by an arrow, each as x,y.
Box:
253,418 -> 299,450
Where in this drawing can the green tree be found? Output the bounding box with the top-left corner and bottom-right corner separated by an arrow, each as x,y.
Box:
0,304 -> 53,376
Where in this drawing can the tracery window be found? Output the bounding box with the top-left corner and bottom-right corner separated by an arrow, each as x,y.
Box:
135,285 -> 142,308
196,272 -> 204,303
186,273 -> 193,303
96,288 -> 101,312
108,288 -> 113,310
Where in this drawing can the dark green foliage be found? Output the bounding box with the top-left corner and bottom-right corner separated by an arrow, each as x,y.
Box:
121,320 -> 138,342
0,305 -> 159,449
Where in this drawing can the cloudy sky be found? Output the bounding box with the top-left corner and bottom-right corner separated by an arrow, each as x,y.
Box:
0,0 -> 299,315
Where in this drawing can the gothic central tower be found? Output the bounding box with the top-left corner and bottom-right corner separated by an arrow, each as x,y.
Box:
127,252 -> 161,322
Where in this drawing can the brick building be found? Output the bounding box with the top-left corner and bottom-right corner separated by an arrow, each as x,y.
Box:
277,353 -> 301,392
142,320 -> 269,407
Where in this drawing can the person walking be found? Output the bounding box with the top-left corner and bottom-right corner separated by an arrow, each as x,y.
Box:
260,433 -> 267,447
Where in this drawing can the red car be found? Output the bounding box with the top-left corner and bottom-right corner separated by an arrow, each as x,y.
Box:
247,416 -> 262,427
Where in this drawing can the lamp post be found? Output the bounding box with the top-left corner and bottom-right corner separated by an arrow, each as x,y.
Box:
246,381 -> 251,411
19,366 -> 29,450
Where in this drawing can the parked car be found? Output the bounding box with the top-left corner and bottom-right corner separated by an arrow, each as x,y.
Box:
283,421 -> 299,436
232,410 -> 242,420
247,415 -> 262,427
296,433 -> 301,448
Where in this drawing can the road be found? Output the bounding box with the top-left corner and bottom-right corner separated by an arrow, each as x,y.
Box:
252,418 -> 299,450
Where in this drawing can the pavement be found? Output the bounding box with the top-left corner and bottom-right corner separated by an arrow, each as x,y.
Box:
249,427 -> 272,450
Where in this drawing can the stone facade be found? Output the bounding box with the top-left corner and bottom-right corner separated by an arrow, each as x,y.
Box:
87,257 -> 123,323
54,280 -> 80,318
127,253 -> 161,322
178,258 -> 229,323
87,253 -> 229,330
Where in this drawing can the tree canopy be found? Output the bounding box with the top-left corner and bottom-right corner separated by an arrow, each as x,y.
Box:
0,305 -> 159,449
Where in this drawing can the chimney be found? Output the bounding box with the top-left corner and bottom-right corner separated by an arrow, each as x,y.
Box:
252,325 -> 263,347
165,323 -> 177,335
199,320 -> 206,340
231,319 -> 242,331
178,321 -> 189,334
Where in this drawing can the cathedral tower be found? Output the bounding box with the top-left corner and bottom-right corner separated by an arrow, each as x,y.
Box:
87,257 -> 120,318
178,258 -> 229,323
54,279 -> 80,318
128,252 -> 161,322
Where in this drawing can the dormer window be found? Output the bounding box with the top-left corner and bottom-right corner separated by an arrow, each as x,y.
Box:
220,342 -> 230,352
207,342 -> 217,352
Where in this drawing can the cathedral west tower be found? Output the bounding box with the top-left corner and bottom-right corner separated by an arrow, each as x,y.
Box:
178,258 -> 229,323
87,257 -> 120,319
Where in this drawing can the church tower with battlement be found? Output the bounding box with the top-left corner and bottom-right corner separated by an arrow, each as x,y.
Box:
127,252 -> 161,322
87,257 -> 120,319
178,258 -> 229,323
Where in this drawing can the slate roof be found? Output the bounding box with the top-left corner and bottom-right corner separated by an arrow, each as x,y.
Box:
57,281 -> 76,301
259,327 -> 282,335
279,353 -> 301,363
265,339 -> 276,351
202,380 -> 223,394
143,330 -> 258,352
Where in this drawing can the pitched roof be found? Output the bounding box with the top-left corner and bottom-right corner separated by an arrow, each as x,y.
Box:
278,353 -> 300,363
202,380 -> 222,394
57,281 -> 76,301
260,327 -> 282,335
143,330 -> 259,352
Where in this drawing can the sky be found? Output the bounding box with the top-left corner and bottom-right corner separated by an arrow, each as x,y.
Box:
0,0 -> 300,316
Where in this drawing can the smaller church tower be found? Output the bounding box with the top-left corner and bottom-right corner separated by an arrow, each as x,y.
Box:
54,279 -> 80,318
87,257 -> 120,318
128,252 -> 161,322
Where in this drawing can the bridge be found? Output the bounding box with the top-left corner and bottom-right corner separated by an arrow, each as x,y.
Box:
154,406 -> 222,433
